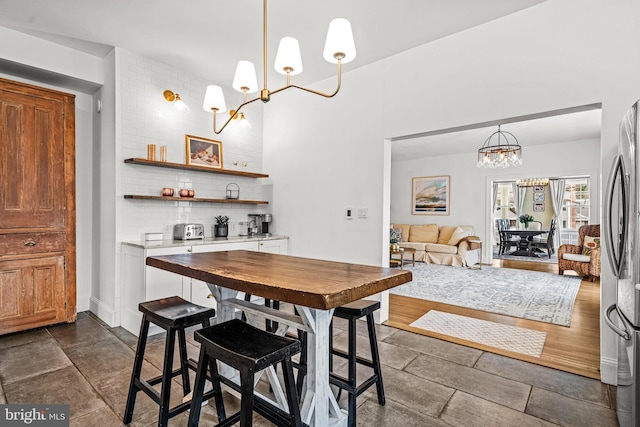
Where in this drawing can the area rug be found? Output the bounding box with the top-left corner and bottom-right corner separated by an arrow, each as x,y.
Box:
411,310 -> 547,357
390,263 -> 582,326
492,245 -> 558,264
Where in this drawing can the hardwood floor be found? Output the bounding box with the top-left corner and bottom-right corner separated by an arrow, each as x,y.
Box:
387,256 -> 601,380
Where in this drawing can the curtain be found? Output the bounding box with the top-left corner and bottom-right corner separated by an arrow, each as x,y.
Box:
549,179 -> 565,248
512,182 -> 520,219
492,182 -> 499,216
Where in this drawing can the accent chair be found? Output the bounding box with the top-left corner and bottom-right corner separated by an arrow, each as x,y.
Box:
557,224 -> 600,281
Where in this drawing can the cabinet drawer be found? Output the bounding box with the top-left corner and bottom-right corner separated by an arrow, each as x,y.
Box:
0,232 -> 65,255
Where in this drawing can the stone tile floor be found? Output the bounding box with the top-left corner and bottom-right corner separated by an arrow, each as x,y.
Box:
0,311 -> 619,426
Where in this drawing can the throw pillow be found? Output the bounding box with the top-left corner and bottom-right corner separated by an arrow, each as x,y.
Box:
391,224 -> 411,243
582,235 -> 601,256
409,224 -> 439,243
437,225 -> 458,244
390,228 -> 403,243
448,226 -> 470,246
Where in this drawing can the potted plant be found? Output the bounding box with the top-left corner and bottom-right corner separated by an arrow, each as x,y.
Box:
214,215 -> 229,238
390,237 -> 400,252
518,213 -> 535,229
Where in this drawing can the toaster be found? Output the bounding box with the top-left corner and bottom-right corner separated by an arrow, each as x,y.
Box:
173,223 -> 205,240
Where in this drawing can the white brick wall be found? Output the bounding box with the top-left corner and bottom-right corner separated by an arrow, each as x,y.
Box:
115,49 -> 269,242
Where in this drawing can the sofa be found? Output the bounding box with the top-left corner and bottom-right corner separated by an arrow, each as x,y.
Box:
391,224 -> 480,267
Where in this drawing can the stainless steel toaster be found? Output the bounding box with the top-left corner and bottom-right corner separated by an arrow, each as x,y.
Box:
173,223 -> 205,240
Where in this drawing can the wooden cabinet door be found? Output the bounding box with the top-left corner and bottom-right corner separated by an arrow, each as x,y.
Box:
0,78 -> 76,335
0,90 -> 65,229
0,256 -> 66,334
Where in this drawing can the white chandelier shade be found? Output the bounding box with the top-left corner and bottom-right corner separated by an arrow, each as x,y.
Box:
323,18 -> 356,64
274,37 -> 303,76
232,60 -> 259,93
202,85 -> 227,113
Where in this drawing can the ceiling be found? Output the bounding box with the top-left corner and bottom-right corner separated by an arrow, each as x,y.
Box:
0,0 -> 545,88
391,107 -> 602,161
1,0 -> 596,159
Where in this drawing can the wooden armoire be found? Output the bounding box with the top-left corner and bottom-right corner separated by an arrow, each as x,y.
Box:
0,78 -> 77,335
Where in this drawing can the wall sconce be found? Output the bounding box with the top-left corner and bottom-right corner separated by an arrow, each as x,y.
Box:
163,90 -> 190,112
229,110 -> 251,129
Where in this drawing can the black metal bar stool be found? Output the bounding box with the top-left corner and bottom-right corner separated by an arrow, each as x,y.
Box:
188,318 -> 302,427
123,296 -> 216,427
330,299 -> 385,427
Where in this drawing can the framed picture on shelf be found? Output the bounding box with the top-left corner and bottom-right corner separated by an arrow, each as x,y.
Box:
533,192 -> 544,202
185,134 -> 223,169
533,202 -> 544,212
412,175 -> 450,215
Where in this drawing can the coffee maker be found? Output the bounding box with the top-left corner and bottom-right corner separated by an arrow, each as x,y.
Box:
261,214 -> 272,236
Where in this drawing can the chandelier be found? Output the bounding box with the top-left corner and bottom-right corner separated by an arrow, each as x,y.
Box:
202,0 -> 356,134
516,178 -> 549,187
477,125 -> 523,168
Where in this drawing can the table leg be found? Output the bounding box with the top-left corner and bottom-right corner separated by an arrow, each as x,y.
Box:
295,306 -> 347,427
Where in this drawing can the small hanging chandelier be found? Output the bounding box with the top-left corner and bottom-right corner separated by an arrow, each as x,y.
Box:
203,0 -> 356,134
477,125 -> 523,168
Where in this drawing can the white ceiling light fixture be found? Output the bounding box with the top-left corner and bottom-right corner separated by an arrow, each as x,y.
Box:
477,125 -> 523,168
163,90 -> 190,112
202,0 -> 356,134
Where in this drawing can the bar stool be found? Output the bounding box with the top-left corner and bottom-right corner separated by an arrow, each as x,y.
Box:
330,299 -> 385,427
188,319 -> 302,427
123,296 -> 216,427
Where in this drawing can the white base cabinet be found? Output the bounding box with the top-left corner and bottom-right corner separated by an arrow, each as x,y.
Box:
121,238 -> 288,335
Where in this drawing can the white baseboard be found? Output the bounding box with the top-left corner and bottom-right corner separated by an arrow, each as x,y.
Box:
600,356 -> 617,385
89,296 -> 118,328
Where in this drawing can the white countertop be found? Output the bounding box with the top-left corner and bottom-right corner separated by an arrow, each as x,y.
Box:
122,234 -> 289,249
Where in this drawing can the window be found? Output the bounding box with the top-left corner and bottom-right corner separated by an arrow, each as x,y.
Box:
560,178 -> 590,230
494,183 -> 516,229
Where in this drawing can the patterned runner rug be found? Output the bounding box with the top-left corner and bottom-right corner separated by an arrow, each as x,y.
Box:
391,263 -> 581,326
410,310 -> 547,357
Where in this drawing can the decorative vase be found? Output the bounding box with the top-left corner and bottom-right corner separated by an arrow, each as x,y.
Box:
214,224 -> 228,238
524,222 -> 529,229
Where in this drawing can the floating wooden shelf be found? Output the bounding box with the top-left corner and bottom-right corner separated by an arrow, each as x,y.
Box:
124,158 -> 269,178
124,195 -> 268,205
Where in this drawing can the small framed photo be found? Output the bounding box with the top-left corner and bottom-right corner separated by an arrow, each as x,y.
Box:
185,134 -> 223,169
412,175 -> 450,215
533,202 -> 544,212
533,185 -> 544,192
533,192 -> 545,202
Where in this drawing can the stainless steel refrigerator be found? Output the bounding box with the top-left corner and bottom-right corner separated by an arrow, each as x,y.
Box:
604,100 -> 639,427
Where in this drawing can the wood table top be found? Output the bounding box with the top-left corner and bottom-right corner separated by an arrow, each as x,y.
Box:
146,250 -> 413,310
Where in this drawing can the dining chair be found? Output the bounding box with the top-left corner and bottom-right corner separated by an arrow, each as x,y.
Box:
528,221 -> 542,231
528,219 -> 556,258
496,219 -> 519,255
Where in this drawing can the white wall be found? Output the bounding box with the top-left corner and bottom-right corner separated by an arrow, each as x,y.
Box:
262,0 -> 640,385
390,138 -> 601,262
94,48 -> 270,326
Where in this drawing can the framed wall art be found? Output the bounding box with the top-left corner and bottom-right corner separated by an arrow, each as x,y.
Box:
185,134 -> 223,169
412,175 -> 450,215
533,192 -> 544,202
533,185 -> 544,192
533,202 -> 544,212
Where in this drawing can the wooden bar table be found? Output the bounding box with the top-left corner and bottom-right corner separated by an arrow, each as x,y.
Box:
146,250 -> 412,427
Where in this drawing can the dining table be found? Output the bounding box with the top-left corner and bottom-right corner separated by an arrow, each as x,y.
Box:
146,249 -> 412,427
503,229 -> 548,257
